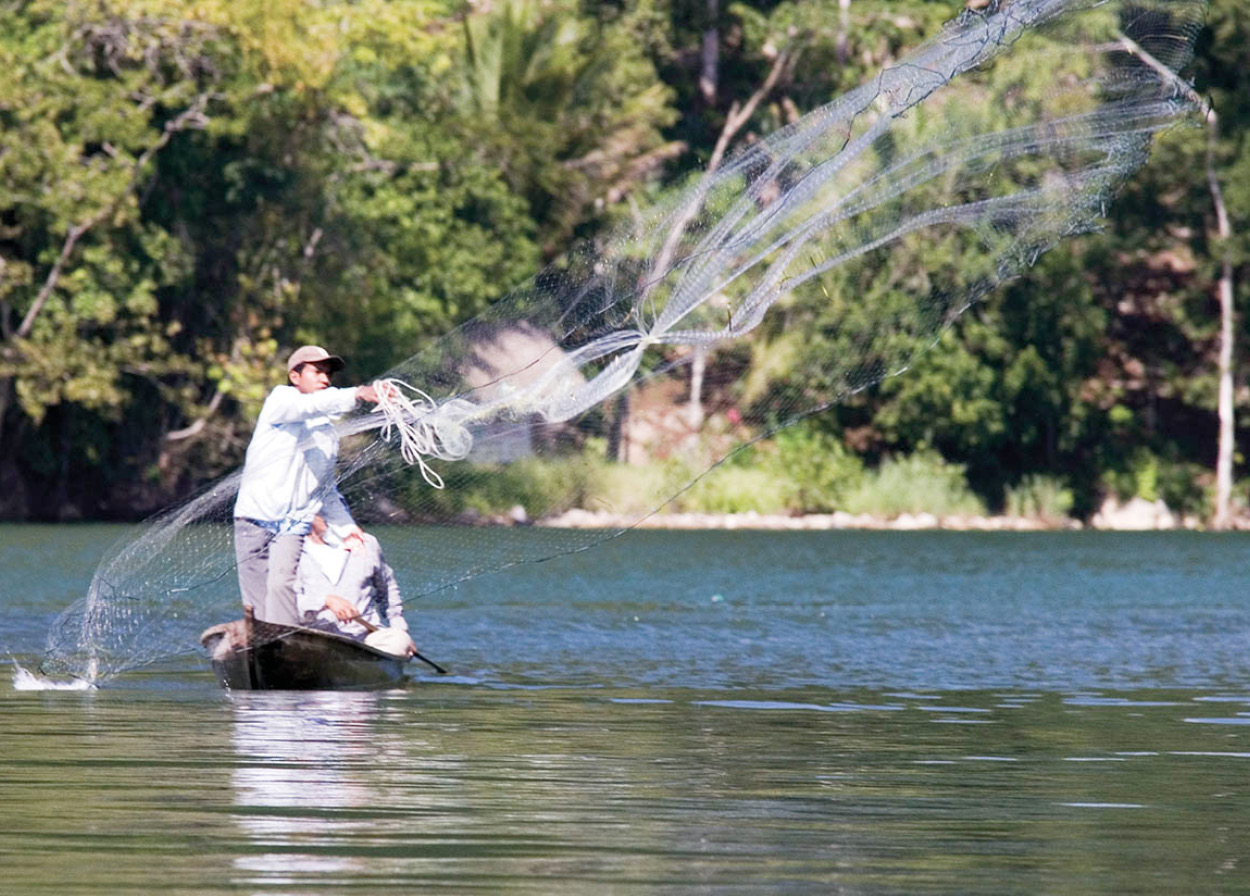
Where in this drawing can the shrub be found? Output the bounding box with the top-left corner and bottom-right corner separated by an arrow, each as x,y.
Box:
675,464 -> 792,514
841,449 -> 986,517
1004,474 -> 1074,520
766,423 -> 865,512
1100,448 -> 1208,518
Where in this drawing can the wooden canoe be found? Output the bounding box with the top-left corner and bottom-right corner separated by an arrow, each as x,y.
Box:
199,607 -> 407,690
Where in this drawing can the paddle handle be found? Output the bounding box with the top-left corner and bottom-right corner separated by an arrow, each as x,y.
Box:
410,651 -> 449,675
348,614 -> 449,675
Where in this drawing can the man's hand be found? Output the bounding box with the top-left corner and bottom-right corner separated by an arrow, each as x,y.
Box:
325,594 -> 357,621
341,526 -> 365,552
356,381 -> 396,404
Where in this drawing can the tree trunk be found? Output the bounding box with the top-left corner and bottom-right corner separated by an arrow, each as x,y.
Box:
1215,260 -> 1235,528
687,346 -> 707,428
607,392 -> 630,463
837,0 -> 851,65
699,0 -> 719,106
1116,34 -> 1237,528
1207,108 -> 1236,530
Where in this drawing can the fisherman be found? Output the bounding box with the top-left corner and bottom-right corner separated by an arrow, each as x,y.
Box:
296,514 -> 416,657
233,345 -> 386,625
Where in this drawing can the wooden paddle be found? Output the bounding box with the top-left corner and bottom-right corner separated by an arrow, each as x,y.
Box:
348,614 -> 449,675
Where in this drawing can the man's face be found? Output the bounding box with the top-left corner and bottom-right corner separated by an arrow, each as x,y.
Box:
290,361 -> 334,394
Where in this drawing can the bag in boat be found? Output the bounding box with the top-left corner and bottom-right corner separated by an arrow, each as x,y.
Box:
364,627 -> 416,657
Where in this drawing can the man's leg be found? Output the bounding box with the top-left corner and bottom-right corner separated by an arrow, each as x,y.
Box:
264,533 -> 306,625
234,519 -> 272,613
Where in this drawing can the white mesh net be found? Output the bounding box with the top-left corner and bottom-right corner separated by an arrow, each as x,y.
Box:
42,0 -> 1205,684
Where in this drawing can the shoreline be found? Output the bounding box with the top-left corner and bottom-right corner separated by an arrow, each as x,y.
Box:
538,496 -> 1221,532
538,508 -> 1075,531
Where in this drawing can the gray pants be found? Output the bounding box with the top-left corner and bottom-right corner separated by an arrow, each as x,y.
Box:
234,519 -> 305,625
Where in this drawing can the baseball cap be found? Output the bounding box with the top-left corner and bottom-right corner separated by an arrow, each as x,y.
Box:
286,345 -> 346,373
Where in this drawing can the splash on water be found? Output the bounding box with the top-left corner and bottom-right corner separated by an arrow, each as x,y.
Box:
12,662 -> 95,691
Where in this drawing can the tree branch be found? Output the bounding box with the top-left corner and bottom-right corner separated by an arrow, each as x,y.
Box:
645,46 -> 794,302
165,387 -> 224,441
706,47 -> 792,173
15,93 -> 212,340
638,45 -> 792,431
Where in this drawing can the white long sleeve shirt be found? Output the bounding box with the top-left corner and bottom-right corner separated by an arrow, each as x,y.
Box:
233,384 -> 360,535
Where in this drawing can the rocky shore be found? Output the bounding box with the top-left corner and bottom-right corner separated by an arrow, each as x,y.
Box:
538,496 -> 1218,532
539,508 -> 1063,531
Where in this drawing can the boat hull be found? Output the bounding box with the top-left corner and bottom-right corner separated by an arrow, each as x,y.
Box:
199,615 -> 407,690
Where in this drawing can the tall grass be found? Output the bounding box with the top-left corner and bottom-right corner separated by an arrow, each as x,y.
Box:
1004,474 -> 1073,521
414,433 -> 992,521
840,450 -> 985,518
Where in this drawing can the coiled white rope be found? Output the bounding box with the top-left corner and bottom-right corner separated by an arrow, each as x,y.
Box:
372,379 -> 475,489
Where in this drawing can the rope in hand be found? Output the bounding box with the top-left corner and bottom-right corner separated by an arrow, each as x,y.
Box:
370,378 -> 475,490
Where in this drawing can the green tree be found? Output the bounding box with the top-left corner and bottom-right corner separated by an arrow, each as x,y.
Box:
0,1 -> 227,516
453,0 -> 681,249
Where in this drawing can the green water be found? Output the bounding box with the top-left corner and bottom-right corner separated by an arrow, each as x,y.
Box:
3,525 -> 1250,893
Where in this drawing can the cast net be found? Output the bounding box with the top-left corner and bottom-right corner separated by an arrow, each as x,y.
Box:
41,0 -> 1205,684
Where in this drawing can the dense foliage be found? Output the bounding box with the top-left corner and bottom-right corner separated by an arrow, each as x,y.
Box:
1,0 -> 1246,522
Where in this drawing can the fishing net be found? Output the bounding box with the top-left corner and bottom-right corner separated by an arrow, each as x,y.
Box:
42,0 -> 1205,684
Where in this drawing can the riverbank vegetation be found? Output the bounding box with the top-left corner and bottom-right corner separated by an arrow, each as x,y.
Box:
2,0 -> 1248,526
398,425 -> 1078,525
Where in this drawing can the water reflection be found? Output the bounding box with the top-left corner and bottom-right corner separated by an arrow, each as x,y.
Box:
229,690 -> 388,886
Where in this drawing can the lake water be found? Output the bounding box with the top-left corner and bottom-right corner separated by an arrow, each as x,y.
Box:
3,524 -> 1250,893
